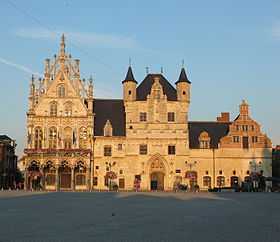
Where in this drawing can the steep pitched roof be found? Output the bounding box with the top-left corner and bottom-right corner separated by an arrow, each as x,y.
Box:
0,135 -> 12,141
93,99 -> 126,136
175,67 -> 191,85
188,121 -> 231,149
136,74 -> 177,101
122,66 -> 137,84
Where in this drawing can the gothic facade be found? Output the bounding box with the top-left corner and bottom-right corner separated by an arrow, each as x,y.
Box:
22,36 -> 272,191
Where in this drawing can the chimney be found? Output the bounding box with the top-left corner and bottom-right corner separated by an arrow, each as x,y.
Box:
217,112 -> 230,122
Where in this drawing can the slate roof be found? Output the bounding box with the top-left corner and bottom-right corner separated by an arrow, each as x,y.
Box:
188,121 -> 231,149
175,67 -> 191,84
122,66 -> 137,84
0,135 -> 12,141
136,74 -> 177,101
93,99 -> 126,136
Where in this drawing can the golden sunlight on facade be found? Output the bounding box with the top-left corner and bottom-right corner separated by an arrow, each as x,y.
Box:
22,35 -> 272,191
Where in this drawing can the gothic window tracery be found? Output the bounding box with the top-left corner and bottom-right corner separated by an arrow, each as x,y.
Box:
79,127 -> 88,149
57,84 -> 66,97
50,101 -> 57,116
34,127 -> 43,149
64,127 -> 72,149
49,127 -> 57,149
64,101 -> 72,116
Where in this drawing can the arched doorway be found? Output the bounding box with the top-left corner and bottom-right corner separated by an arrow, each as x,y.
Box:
27,161 -> 42,190
185,171 -> 198,191
149,158 -> 166,191
151,172 -> 164,190
230,176 -> 239,187
44,161 -> 56,190
75,161 -> 87,190
59,161 -> 71,190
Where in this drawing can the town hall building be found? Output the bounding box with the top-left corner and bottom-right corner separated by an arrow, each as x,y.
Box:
22,35 -> 272,191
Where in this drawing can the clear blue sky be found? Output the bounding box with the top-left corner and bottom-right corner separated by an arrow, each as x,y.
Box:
0,0 -> 280,156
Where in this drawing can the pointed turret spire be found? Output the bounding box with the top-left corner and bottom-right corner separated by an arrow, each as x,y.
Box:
60,33 -> 66,57
122,66 -> 137,84
175,67 -> 191,84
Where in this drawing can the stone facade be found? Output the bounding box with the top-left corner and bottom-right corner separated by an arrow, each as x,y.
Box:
22,36 -> 272,191
0,135 -> 17,189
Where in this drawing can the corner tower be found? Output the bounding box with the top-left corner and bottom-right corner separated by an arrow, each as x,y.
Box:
122,66 -> 137,102
175,67 -> 191,103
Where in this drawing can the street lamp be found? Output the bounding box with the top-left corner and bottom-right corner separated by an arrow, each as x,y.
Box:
105,161 -> 116,191
185,161 -> 197,171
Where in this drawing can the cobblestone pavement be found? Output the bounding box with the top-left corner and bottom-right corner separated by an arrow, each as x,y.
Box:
0,191 -> 279,242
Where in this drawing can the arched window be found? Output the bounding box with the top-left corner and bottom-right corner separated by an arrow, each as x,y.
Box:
50,101 -> 57,116
49,127 -> 57,149
57,84 -> 66,97
79,127 -> 87,149
64,127 -> 72,149
64,101 -> 72,116
217,176 -> 225,187
34,127 -> 43,149
203,176 -> 211,188
199,131 -> 210,149
230,176 -> 239,187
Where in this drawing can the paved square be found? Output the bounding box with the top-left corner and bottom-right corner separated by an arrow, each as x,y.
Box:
0,191 -> 279,242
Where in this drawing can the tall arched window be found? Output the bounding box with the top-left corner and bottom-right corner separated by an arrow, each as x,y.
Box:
64,127 -> 72,149
57,84 -> 66,97
49,127 -> 57,149
50,101 -> 57,116
64,101 -> 72,116
79,127 -> 87,149
34,127 -> 43,149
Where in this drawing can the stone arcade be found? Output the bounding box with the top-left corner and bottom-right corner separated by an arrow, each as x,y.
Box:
22,35 -> 272,191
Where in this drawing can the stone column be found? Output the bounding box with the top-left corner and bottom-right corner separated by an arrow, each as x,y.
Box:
55,167 -> 59,191
86,167 -> 90,191
71,167 -> 75,191
24,168 -> 28,191
40,167 -> 45,191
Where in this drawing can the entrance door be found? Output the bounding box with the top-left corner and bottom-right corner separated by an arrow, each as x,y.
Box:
60,173 -> 71,189
150,172 -> 164,191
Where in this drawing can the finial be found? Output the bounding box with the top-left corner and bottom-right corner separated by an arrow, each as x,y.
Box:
129,57 -> 132,67
60,33 -> 66,57
160,67 -> 163,74
145,66 -> 149,75
89,75 -> 93,84
182,59 -> 185,68
31,74 -> 34,84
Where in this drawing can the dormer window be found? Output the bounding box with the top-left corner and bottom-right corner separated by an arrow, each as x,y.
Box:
104,120 -> 113,137
199,131 -> 210,149
58,84 -> 66,97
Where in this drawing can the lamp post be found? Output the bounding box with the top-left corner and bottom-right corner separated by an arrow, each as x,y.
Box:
185,161 -> 197,171
105,161 -> 116,191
